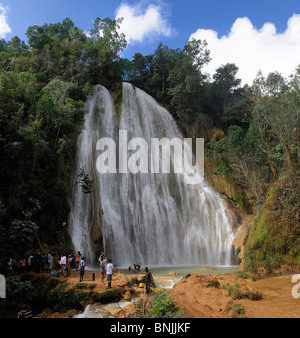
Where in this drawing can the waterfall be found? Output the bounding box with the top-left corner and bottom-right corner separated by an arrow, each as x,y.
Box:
69,83 -> 236,268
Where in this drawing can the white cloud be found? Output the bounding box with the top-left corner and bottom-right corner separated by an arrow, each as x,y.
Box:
190,15 -> 300,86
115,1 -> 175,45
0,4 -> 11,38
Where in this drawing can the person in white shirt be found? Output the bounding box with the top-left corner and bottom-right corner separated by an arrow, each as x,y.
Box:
27,254 -> 34,271
60,254 -> 66,277
48,253 -> 54,271
106,259 -> 113,289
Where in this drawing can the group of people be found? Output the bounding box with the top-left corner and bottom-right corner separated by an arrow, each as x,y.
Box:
11,250 -> 154,293
128,264 -> 141,272
8,252 -> 75,277
57,253 -> 74,278
98,254 -> 154,292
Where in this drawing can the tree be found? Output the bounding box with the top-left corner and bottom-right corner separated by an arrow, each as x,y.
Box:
84,17 -> 127,86
148,43 -> 179,103
0,36 -> 30,70
250,71 -> 299,181
167,39 -> 210,133
201,63 -> 248,127
6,220 -> 39,258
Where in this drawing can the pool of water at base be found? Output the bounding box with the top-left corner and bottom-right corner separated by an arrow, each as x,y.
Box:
143,265 -> 239,276
147,265 -> 239,289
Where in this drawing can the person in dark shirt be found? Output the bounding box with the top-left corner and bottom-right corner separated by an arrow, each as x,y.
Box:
144,267 -> 154,294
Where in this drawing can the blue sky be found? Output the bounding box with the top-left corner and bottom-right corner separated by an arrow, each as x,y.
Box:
1,0 -> 300,84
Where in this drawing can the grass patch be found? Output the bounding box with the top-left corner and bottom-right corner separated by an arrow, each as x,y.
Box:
223,283 -> 262,300
76,283 -> 96,290
206,280 -> 220,288
95,289 -> 123,304
245,290 -> 263,300
146,291 -> 185,319
232,303 -> 246,318
224,283 -> 243,300
225,301 -> 246,318
234,270 -> 255,281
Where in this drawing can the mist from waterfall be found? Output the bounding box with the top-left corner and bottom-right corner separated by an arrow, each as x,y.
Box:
69,83 -> 236,268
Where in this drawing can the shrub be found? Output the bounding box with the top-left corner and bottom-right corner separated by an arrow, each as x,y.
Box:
225,301 -> 246,318
232,303 -> 246,318
234,270 -> 254,280
95,289 -> 123,304
6,220 -> 39,258
224,282 -> 262,301
146,291 -> 185,319
6,276 -> 34,302
224,283 -> 243,300
245,290 -> 262,300
206,280 -> 220,288
76,283 -> 96,290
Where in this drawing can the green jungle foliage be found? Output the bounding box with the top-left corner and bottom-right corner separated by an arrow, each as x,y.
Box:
0,17 -> 299,272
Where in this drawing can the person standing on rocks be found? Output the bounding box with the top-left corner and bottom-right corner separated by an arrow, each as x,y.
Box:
106,259 -> 113,289
99,258 -> 106,283
75,251 -> 81,271
79,256 -> 85,282
66,255 -> 71,276
144,267 -> 154,294
60,254 -> 66,277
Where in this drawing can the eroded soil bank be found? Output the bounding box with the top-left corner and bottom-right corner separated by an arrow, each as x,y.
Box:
169,272 -> 300,318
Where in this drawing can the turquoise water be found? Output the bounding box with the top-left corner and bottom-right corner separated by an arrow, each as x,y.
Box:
150,265 -> 239,276
120,265 -> 239,277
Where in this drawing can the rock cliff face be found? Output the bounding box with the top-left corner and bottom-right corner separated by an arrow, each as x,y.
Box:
243,174 -> 300,276
192,114 -> 254,216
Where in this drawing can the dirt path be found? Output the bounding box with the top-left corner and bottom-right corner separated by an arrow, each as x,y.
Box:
170,272 -> 300,318
237,274 -> 300,318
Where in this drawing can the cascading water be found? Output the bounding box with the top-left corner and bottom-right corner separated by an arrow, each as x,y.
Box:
69,83 -> 236,268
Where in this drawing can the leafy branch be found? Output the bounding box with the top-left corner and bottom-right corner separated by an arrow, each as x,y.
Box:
72,167 -> 93,194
